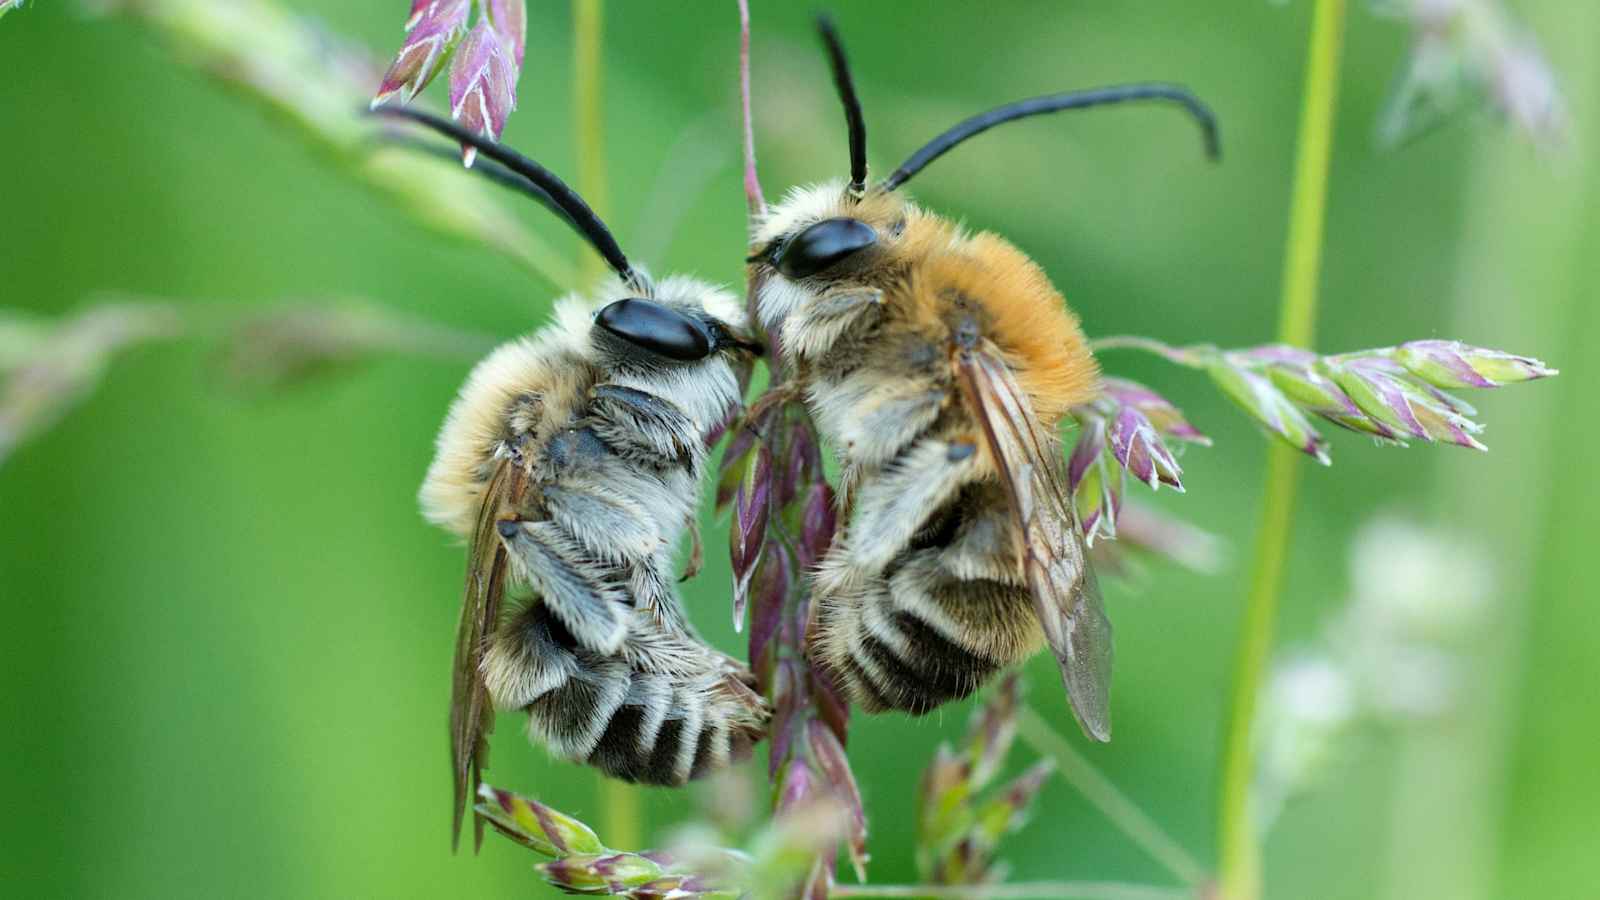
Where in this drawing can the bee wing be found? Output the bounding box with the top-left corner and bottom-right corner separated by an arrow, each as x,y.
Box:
451,460 -> 518,850
956,342 -> 1113,742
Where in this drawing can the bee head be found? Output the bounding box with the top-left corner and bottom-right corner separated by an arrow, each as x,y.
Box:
589,276 -> 761,370
745,14 -> 1221,357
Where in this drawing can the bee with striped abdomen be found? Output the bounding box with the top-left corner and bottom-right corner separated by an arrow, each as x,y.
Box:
745,19 -> 1220,741
378,107 -> 769,845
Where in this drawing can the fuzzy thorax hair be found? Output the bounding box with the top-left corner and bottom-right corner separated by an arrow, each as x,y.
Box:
418,273 -> 743,537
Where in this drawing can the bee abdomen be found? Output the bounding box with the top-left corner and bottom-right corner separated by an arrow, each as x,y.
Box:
847,599 -> 1001,715
585,677 -> 764,785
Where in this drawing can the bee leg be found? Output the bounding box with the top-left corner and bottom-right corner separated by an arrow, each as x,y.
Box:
786,287 -> 883,360
679,515 -> 704,583
482,602 -> 579,709
497,519 -> 631,654
846,437 -> 979,572
588,383 -> 702,467
813,376 -> 945,474
541,484 -> 661,564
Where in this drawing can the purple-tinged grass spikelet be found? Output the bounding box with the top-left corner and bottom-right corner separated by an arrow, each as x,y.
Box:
729,443 -> 773,630
746,543 -> 791,663
1102,376 -> 1211,446
1254,345 -> 1402,442
473,783 -> 772,898
1096,333 -> 1554,460
1108,405 -> 1185,492
1325,355 -> 1487,450
797,482 -> 837,571
807,719 -> 869,880
449,20 -> 518,166
372,0 -> 471,109
0,0 -> 26,21
1394,339 -> 1557,389
1070,377 -> 1202,541
477,784 -> 606,857
1068,416 -> 1122,546
715,426 -> 758,514
1373,0 -> 1568,149
915,676 -> 1050,885
1208,358 -> 1333,464
484,0 -> 528,68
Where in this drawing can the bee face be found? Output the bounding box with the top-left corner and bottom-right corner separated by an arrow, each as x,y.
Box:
748,181 -> 939,348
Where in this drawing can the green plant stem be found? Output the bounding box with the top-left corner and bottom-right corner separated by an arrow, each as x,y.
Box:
570,0 -> 637,849
1016,708 -> 1207,886
1215,2 -> 1346,899
1088,336 -> 1210,366
832,882 -> 1191,900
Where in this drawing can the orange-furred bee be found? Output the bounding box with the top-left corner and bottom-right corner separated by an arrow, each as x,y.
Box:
375,107 -> 770,845
745,19 -> 1220,741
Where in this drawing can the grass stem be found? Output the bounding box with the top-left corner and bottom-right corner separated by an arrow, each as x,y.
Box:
573,0 -> 610,285
1016,708 -> 1207,886
1214,1 -> 1347,898
832,882 -> 1191,900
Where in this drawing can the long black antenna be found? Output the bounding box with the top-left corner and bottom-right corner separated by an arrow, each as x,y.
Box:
376,133 -> 579,232
371,105 -> 638,285
816,16 -> 867,195
883,83 -> 1221,191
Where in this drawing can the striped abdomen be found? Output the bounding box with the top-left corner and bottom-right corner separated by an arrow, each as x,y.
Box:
490,603 -> 766,785
815,481 -> 1045,716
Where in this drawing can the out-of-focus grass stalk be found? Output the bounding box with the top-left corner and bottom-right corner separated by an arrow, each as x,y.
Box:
1389,3 -> 1598,898
1016,708 -> 1206,887
573,0 -> 609,286
1216,2 -> 1347,898
567,0 -> 638,850
91,0 -> 576,290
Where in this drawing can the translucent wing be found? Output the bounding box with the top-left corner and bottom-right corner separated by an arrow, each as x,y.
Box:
450,460 -> 520,850
956,341 -> 1113,741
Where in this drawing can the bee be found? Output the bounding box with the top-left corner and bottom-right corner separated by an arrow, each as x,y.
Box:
745,19 -> 1219,740
376,107 -> 770,845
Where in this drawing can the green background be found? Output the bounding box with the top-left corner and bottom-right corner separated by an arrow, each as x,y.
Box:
2,2 -> 1595,897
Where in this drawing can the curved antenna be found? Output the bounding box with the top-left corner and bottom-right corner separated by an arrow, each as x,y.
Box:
816,16 -> 867,195
371,105 -> 638,286
882,83 -> 1221,191
377,133 -> 579,232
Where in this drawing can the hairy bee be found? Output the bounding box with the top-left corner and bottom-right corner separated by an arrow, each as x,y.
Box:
378,108 -> 769,845
745,20 -> 1219,740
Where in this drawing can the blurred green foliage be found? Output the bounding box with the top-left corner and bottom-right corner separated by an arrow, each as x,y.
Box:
1,2 -> 1594,898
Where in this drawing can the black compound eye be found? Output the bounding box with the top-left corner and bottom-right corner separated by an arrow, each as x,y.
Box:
774,217 -> 877,279
594,298 -> 713,361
